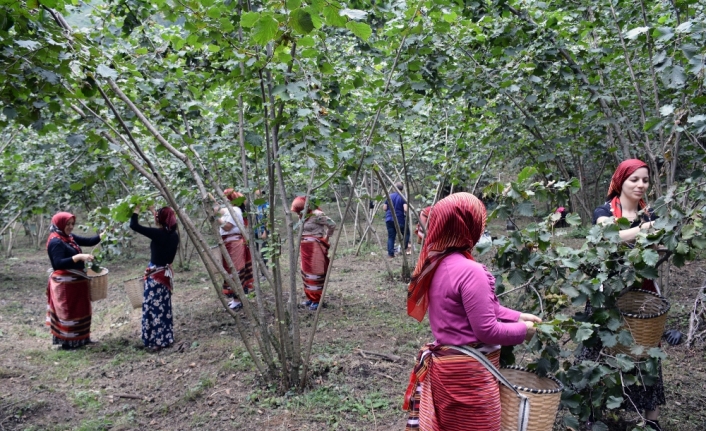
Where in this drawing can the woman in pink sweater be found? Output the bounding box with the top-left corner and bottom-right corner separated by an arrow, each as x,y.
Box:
403,193 -> 541,431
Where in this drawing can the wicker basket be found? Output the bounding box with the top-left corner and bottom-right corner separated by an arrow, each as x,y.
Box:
500,366 -> 564,431
87,267 -> 109,302
124,278 -> 144,309
614,289 -> 670,358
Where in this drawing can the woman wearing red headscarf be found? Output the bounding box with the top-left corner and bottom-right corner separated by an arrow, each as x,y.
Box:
214,189 -> 253,310
130,206 -> 180,352
593,159 -> 656,239
588,159 -> 664,430
403,193 -> 540,431
46,212 -> 101,349
291,196 -> 336,311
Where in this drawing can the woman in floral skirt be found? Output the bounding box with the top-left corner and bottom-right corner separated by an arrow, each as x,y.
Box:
130,206 -> 180,352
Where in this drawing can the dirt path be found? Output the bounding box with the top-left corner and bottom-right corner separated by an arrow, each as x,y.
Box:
1,228 -> 705,430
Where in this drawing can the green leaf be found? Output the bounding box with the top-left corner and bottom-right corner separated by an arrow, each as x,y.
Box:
207,6 -> 221,19
564,415 -> 580,431
96,64 -> 117,79
298,35 -> 315,47
207,44 -> 220,53
252,15 -> 279,45
241,12 -> 259,28
517,166 -> 538,183
346,21 -> 372,41
625,26 -> 649,39
641,249 -> 659,266
290,8 -> 314,34
605,395 -> 623,409
323,5 -> 347,27
574,324 -> 594,342
691,236 -> 706,249
69,182 -> 84,191
565,213 -> 582,226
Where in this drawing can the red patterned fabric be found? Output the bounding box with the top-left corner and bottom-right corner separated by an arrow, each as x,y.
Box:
607,159 -> 650,218
154,207 -> 177,232
46,272 -> 91,344
300,236 -> 330,303
407,193 -> 486,322
221,234 -> 253,295
46,212 -> 80,252
145,264 -> 174,291
404,344 -> 501,431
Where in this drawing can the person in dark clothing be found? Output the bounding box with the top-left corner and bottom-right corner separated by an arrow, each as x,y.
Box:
130,206 -> 180,352
383,182 -> 410,258
46,212 -> 101,349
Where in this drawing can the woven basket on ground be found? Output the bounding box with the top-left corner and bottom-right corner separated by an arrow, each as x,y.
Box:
87,268 -> 109,302
124,278 -> 144,309
500,366 -> 564,431
613,289 -> 670,358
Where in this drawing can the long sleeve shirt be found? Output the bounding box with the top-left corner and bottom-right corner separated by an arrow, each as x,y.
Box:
130,214 -> 180,266
218,207 -> 244,236
302,213 -> 336,238
428,252 -> 527,346
47,235 -> 100,271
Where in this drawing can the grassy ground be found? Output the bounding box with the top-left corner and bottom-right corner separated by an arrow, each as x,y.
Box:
0,216 -> 705,430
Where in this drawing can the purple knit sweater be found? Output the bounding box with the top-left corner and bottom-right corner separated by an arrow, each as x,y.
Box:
427,253 -> 527,346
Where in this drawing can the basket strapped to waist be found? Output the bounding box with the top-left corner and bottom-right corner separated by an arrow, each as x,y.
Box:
450,345 -> 530,431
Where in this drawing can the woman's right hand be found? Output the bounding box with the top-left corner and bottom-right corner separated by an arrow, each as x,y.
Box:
524,321 -> 536,342
72,253 -> 94,263
133,205 -> 141,214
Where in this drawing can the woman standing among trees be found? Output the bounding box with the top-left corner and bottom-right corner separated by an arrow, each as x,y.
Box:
291,196 -> 336,311
414,206 -> 432,244
403,193 -> 540,431
130,206 -> 179,352
214,189 -> 254,310
589,159 -> 664,430
46,212 -> 101,349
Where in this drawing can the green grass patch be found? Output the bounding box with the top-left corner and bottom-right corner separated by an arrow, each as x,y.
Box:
71,390 -> 103,411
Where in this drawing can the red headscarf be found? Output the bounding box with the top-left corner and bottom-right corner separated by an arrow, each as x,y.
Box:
224,188 -> 245,204
291,196 -> 320,218
607,159 -> 650,218
224,188 -> 248,227
155,207 -> 177,231
46,212 -> 81,252
407,193 -> 487,322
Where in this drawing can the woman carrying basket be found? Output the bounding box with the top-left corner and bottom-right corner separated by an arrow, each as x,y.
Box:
291,196 -> 336,311
130,206 -> 179,352
588,159 -> 664,430
46,212 -> 102,349
403,193 -> 540,431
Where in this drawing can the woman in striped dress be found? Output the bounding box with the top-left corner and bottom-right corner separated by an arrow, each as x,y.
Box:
403,193 -> 540,431
46,212 -> 101,349
215,189 -> 254,310
291,196 -> 336,311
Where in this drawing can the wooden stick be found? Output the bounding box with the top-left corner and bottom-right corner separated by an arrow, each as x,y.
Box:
113,394 -> 146,400
357,349 -> 402,363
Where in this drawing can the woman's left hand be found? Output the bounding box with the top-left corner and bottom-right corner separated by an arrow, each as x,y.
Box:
133,205 -> 141,214
519,313 -> 542,324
